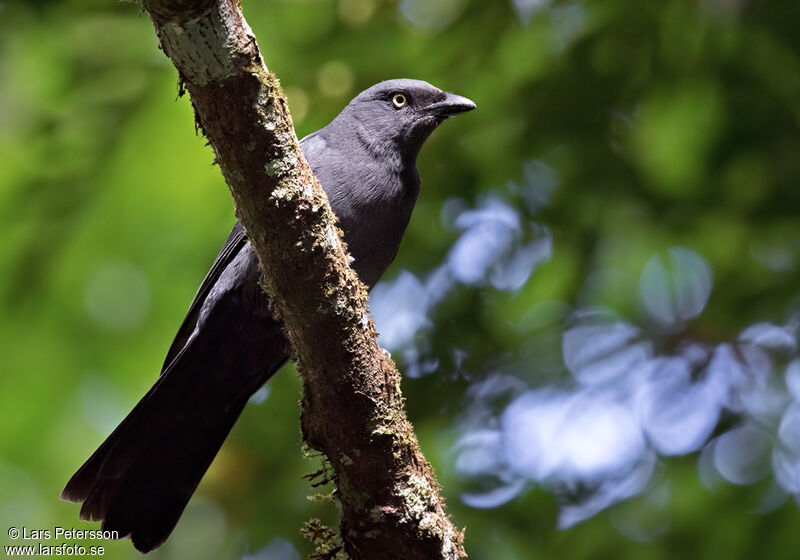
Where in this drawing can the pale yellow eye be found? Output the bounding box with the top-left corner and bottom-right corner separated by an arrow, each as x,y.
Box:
392,93 -> 407,108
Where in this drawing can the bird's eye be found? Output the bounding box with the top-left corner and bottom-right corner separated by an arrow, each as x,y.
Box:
391,93 -> 407,108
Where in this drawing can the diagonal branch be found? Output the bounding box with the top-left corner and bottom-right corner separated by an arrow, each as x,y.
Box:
140,1 -> 466,558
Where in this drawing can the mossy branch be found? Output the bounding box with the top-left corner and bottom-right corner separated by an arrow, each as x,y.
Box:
140,0 -> 466,558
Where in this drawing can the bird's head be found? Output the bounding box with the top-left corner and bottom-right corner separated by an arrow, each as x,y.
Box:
336,78 -> 476,165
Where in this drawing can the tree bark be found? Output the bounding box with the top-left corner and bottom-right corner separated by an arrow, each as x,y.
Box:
140,1 -> 466,558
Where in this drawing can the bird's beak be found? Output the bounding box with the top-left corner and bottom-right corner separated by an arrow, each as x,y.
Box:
426,92 -> 477,117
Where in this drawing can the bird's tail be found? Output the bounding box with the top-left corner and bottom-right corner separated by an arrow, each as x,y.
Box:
62,359 -> 251,553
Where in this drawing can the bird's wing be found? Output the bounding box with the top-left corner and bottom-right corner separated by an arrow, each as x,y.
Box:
159,130 -> 329,373
298,129 -> 330,173
160,221 -> 247,373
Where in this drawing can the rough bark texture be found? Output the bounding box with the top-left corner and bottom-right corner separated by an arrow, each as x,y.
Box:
140,1 -> 466,558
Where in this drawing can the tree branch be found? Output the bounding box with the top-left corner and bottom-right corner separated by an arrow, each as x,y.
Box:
140,1 -> 466,558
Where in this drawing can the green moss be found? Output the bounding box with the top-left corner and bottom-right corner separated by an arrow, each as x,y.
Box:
307,492 -> 335,503
368,506 -> 385,523
397,474 -> 437,523
363,529 -> 381,539
301,519 -> 349,560
338,452 -> 354,466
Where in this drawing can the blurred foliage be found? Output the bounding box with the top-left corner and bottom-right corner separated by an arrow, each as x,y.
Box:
1,0 -> 800,559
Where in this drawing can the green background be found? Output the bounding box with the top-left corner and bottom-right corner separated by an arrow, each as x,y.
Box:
1,0 -> 799,558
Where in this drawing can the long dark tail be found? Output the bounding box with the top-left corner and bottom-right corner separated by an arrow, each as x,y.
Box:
62,370 -> 249,553
62,330 -> 286,553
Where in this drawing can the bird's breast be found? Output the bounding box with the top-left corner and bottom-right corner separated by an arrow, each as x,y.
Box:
327,171 -> 418,289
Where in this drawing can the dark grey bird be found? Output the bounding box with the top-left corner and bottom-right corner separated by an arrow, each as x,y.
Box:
62,79 -> 475,553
